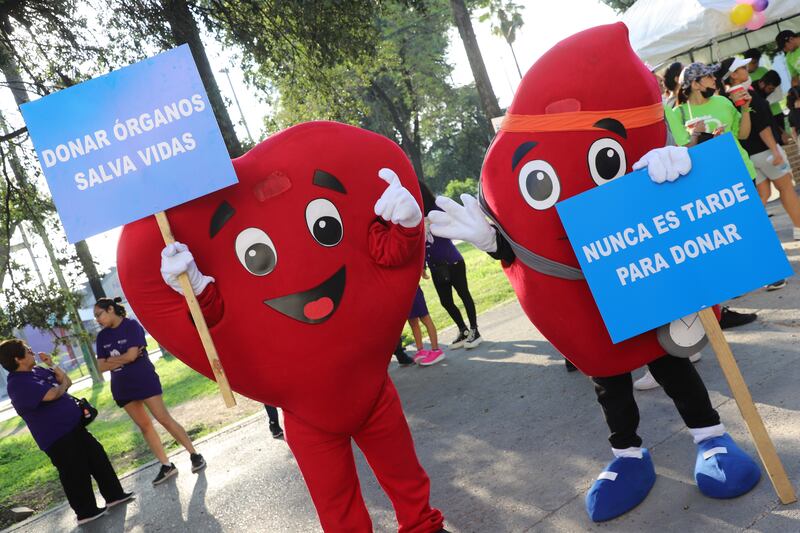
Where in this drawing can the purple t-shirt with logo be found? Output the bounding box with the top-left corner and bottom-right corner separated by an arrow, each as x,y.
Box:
96,318 -> 162,404
7,367 -> 81,451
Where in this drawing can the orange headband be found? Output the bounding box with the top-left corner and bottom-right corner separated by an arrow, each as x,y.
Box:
500,102 -> 664,133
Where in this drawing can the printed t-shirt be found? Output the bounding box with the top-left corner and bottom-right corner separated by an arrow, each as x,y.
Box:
669,95 -> 756,179
7,367 -> 81,450
96,318 -> 162,403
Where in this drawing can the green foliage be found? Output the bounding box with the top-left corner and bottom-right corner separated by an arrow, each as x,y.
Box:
217,0 -> 489,186
443,177 -> 478,199
598,0 -> 636,13
422,86 -> 489,192
477,0 -> 524,45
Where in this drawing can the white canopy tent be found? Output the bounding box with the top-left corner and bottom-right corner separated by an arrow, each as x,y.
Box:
622,0 -> 800,68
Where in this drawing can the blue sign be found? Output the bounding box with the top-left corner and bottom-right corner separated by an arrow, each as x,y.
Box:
20,45 -> 237,243
556,134 -> 793,343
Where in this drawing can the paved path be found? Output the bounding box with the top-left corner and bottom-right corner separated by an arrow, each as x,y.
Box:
5,201 -> 800,532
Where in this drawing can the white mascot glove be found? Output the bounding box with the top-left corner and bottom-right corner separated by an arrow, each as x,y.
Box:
427,194 -> 497,253
373,168 -> 423,228
632,145 -> 691,184
160,242 -> 215,296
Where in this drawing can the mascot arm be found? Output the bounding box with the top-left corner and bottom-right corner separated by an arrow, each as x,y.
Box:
191,282 -> 225,328
487,230 -> 516,266
368,220 -> 423,267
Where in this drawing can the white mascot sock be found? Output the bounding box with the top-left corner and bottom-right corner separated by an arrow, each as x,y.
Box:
689,423 -> 726,444
612,446 -> 644,459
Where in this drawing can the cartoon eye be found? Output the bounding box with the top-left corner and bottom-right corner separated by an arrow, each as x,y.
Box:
235,228 -> 277,276
306,198 -> 343,247
588,138 -> 627,186
518,160 -> 561,210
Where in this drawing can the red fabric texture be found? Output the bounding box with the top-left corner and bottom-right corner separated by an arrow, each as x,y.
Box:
482,23 -> 670,377
284,378 -> 443,533
117,121 -> 438,530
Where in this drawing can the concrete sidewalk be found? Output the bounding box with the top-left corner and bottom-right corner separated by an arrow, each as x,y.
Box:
5,203 -> 800,532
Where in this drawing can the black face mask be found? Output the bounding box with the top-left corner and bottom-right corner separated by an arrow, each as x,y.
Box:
700,87 -> 716,99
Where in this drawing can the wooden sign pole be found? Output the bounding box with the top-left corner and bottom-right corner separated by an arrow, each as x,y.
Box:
698,308 -> 795,504
154,211 -> 236,408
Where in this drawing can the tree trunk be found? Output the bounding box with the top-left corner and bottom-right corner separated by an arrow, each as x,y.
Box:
0,34 -> 107,302
162,0 -> 243,158
449,0 -> 502,134
0,38 -> 102,383
370,82 -> 425,181
75,240 -> 106,300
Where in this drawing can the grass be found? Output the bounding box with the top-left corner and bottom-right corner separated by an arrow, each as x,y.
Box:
0,244 -> 517,526
0,357 -> 221,527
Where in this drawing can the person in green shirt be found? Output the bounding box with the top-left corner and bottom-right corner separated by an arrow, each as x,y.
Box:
744,49 -> 768,82
668,62 -> 755,180
776,30 -> 800,87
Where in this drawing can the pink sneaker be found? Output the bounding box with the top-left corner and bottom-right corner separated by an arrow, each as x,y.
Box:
413,350 -> 429,363
418,349 -> 445,366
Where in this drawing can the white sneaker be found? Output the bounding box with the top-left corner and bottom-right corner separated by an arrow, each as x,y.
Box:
633,370 -> 660,390
689,352 -> 702,363
794,227 -> 800,241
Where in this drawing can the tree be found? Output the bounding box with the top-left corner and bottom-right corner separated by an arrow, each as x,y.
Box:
599,0 -> 636,13
448,0 -> 502,135
443,177 -> 477,199
0,6 -> 104,381
105,0 -> 244,157
479,0 -> 525,79
223,1 -> 472,184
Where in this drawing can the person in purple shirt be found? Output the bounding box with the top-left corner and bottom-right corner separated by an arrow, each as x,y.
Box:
1,339 -> 133,525
419,182 -> 482,349
94,297 -> 206,485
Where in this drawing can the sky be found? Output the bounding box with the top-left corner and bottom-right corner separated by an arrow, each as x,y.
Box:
6,0 -> 620,282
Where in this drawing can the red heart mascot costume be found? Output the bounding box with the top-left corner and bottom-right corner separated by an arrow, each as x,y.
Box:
118,121 -> 446,533
429,23 -> 761,522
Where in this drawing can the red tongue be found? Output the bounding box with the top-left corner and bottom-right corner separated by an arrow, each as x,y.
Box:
304,297 -> 334,320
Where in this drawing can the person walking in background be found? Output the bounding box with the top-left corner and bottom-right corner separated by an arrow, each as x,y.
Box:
94,297 -> 206,485
408,285 -> 445,366
743,49 -> 767,82
1,339 -> 133,525
264,405 -> 284,439
722,58 -> 800,247
419,182 -> 482,350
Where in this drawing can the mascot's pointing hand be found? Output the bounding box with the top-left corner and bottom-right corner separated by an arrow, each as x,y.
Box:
428,194 -> 497,253
160,242 -> 215,295
374,168 -> 422,228
632,145 -> 691,184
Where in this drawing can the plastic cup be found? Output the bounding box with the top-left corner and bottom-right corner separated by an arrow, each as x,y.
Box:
727,83 -> 750,106
685,117 -> 705,132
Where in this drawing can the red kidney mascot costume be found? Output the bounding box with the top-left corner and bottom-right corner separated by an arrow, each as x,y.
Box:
429,23 -> 760,522
118,121 -> 447,533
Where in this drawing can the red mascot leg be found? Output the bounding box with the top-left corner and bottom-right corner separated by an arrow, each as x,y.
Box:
283,412 -> 372,532
353,379 -> 444,533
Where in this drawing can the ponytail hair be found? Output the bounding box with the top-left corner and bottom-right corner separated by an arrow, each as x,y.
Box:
95,296 -> 127,317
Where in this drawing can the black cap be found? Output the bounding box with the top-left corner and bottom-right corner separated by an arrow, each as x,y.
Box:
776,30 -> 798,50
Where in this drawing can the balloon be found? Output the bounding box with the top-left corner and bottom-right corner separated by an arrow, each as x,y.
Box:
730,3 -> 754,25
753,0 -> 768,12
746,11 -> 766,29
735,0 -> 754,4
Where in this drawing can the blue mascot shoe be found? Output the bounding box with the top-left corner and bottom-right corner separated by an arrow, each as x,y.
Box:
585,449 -> 656,522
694,433 -> 761,498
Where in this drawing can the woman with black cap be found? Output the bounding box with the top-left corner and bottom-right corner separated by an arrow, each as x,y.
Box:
669,62 -> 755,180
